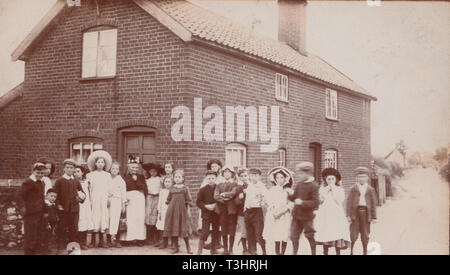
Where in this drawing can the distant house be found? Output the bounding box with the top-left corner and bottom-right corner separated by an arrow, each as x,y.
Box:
0,0 -> 376,223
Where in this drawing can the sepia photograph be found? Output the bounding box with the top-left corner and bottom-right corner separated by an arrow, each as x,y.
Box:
0,0 -> 448,258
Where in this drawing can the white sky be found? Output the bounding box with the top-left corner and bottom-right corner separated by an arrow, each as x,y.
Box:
0,0 -> 449,156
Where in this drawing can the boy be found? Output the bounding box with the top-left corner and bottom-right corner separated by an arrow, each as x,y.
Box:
40,188 -> 59,254
54,159 -> 85,252
235,168 -> 249,254
21,162 -> 46,255
196,170 -> 220,255
287,162 -> 319,255
346,166 -> 377,255
243,168 -> 267,255
214,166 -> 238,254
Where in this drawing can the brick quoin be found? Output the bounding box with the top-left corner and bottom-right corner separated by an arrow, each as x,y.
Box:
0,0 -> 372,224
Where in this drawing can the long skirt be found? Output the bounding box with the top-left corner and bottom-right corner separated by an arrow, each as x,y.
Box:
120,191 -> 146,241
108,197 -> 122,235
145,195 -> 159,226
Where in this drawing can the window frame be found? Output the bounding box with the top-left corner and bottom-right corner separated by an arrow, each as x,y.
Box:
323,149 -> 338,169
325,88 -> 338,121
275,73 -> 289,102
225,143 -> 247,168
81,27 -> 118,80
69,139 -> 104,165
278,148 -> 286,167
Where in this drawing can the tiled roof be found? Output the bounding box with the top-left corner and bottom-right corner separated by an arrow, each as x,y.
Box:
150,0 -> 373,98
0,83 -> 23,110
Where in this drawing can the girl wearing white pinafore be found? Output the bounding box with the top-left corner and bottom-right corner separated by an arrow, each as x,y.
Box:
108,163 -> 126,247
87,169 -> 111,246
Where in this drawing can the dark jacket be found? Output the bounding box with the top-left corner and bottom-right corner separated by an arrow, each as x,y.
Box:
43,201 -> 59,228
124,173 -> 147,194
233,183 -> 247,216
288,179 -> 320,221
214,180 -> 238,215
346,184 -> 377,222
21,177 -> 45,216
196,184 -> 218,219
54,176 -> 83,213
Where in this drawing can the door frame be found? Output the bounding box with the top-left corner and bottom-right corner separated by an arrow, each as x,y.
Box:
118,126 -> 156,175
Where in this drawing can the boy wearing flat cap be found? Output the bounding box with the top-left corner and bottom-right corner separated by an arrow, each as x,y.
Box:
21,162 -> 47,254
346,166 -> 377,255
54,159 -> 85,252
287,162 -> 320,255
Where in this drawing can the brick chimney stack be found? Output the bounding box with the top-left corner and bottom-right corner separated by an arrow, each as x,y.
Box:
278,0 -> 307,56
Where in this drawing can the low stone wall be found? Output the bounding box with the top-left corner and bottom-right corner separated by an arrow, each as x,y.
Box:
0,181 -> 24,249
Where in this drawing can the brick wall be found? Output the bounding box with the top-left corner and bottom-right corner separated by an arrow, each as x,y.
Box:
0,0 -> 371,225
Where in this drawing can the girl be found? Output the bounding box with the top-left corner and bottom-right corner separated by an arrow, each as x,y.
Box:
164,169 -> 193,254
38,158 -> 55,195
143,163 -> 163,245
263,167 -> 294,255
214,166 -> 238,255
156,176 -> 173,248
235,167 -> 249,254
164,162 -> 175,178
315,168 -> 350,255
86,150 -> 112,248
108,161 -> 127,248
74,164 -> 94,250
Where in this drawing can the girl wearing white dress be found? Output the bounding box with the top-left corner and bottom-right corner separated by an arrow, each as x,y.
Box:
263,167 -> 294,255
314,168 -> 351,255
108,162 -> 126,248
86,150 -> 113,248
156,176 -> 173,248
143,163 -> 163,245
74,164 -> 94,250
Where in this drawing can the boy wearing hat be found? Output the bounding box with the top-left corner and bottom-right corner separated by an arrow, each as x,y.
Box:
196,170 -> 220,255
288,162 -> 320,255
214,165 -> 238,254
243,168 -> 267,255
21,162 -> 47,254
54,159 -> 85,252
346,166 -> 377,255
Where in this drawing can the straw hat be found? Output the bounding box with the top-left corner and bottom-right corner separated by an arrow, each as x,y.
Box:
268,166 -> 294,187
87,150 -> 112,172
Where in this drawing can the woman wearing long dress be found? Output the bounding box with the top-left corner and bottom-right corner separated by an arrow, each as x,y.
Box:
314,168 -> 351,255
263,167 -> 294,255
120,161 -> 147,246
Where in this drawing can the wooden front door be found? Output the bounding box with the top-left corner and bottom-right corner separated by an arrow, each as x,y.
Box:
122,132 -> 156,174
309,142 -> 322,183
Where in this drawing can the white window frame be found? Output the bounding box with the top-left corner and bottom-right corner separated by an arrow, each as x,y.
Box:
278,148 -> 286,167
326,88 -> 338,120
225,143 -> 247,168
70,142 -> 103,164
324,149 -> 338,169
275,73 -> 289,102
82,28 -> 117,79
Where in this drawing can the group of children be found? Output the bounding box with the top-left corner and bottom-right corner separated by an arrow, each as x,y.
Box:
195,159 -> 378,255
21,152 -> 377,255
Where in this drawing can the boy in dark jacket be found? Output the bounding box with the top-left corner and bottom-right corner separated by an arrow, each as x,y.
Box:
40,188 -> 59,254
287,162 -> 319,255
196,170 -> 220,255
54,159 -> 84,252
21,162 -> 46,255
346,166 -> 377,255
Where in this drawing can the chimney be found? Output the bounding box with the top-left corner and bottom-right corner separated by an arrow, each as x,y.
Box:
278,0 -> 307,56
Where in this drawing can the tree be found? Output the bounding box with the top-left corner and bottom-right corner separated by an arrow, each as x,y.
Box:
433,147 -> 448,166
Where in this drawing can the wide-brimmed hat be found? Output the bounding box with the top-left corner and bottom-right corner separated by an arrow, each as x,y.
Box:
142,163 -> 165,176
206,159 -> 223,170
321,168 -> 342,181
87,150 -> 112,172
221,165 -> 236,177
268,167 -> 294,187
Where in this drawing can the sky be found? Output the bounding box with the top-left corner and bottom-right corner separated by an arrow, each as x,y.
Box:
0,0 -> 449,156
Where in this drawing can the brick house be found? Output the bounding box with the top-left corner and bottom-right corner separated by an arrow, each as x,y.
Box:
0,0 -> 376,224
